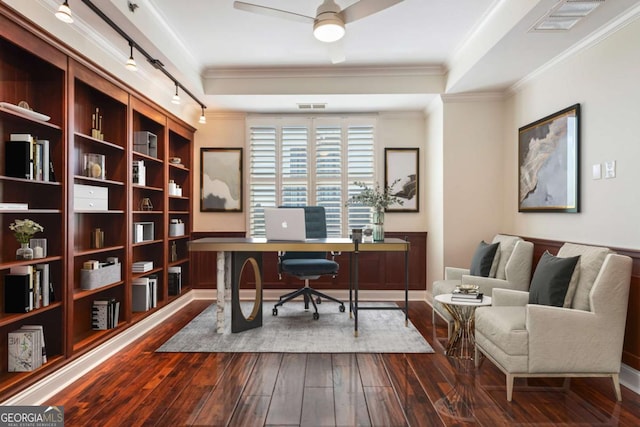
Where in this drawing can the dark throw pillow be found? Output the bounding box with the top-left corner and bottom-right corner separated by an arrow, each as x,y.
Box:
470,241 -> 500,277
528,251 -> 580,307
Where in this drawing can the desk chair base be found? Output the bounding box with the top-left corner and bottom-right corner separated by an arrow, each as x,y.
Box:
272,280 -> 345,320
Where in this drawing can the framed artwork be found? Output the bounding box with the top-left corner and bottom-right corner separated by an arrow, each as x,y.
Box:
384,147 -> 419,212
518,104 -> 580,213
200,148 -> 243,212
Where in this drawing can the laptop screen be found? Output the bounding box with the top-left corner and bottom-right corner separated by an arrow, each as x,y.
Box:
264,208 -> 307,241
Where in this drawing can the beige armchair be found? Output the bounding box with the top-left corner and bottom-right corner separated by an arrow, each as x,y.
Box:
474,243 -> 632,401
432,234 -> 534,336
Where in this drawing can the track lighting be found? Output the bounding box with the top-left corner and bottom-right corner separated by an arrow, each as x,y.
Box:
125,42 -> 137,71
199,106 -> 206,124
171,82 -> 181,105
55,1 -> 73,24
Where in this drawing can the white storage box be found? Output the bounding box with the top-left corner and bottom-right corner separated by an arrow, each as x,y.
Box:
133,222 -> 154,243
169,222 -> 185,237
74,184 -> 108,211
81,263 -> 121,290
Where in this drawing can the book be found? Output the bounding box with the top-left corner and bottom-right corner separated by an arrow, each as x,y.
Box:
5,138 -> 33,179
20,325 -> 47,364
92,299 -> 109,330
5,272 -> 32,313
8,329 -> 40,372
132,261 -> 153,273
0,203 -> 29,210
168,266 -> 182,296
36,264 -> 50,307
36,139 -> 50,182
147,274 -> 158,308
11,265 -> 36,311
451,292 -> 484,302
132,160 -> 146,186
132,278 -> 150,312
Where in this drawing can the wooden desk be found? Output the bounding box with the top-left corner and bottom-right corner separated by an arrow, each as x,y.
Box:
188,237 -> 410,335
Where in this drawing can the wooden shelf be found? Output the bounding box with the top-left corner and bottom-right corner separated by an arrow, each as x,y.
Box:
0,108 -> 63,131
0,302 -> 63,328
74,132 -> 125,151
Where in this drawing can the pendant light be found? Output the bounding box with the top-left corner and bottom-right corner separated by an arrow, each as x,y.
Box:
55,1 -> 74,24
171,82 -> 181,105
125,42 -> 137,71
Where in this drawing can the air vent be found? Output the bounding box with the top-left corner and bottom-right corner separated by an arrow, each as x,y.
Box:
297,103 -> 327,110
532,0 -> 604,31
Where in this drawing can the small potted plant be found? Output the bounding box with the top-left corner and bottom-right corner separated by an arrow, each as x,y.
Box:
346,181 -> 403,241
10,218 -> 44,260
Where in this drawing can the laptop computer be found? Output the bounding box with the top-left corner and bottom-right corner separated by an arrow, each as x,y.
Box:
264,207 -> 307,241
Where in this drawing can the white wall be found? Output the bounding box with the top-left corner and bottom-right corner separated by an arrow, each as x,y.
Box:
502,17 -> 640,249
193,112 -> 429,233
438,96 -> 506,279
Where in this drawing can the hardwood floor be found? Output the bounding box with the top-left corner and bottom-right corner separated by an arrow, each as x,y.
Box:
47,300 -> 640,426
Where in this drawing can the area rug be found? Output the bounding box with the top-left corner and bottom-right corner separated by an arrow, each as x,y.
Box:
157,302 -> 434,353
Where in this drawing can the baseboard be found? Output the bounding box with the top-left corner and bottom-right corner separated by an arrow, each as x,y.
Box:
620,363 -> 640,395
2,291 -> 196,405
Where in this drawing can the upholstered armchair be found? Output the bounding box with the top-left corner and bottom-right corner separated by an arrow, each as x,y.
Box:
432,234 -> 534,336
474,243 -> 632,401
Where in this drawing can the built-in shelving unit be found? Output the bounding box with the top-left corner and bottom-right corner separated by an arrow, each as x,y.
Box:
0,6 -> 195,399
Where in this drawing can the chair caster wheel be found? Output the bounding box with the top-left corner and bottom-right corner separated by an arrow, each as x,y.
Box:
313,312 -> 319,320
316,297 -> 322,304
339,305 -> 345,313
272,308 -> 278,316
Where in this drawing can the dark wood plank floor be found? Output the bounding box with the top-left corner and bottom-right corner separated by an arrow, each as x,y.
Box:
46,300 -> 640,426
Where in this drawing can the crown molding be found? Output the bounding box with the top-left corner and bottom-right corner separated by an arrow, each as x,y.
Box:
203,64 -> 445,80
441,92 -> 506,103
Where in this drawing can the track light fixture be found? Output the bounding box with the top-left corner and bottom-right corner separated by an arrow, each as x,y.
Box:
171,82 -> 181,105
125,42 -> 137,71
60,0 -> 207,119
55,1 -> 74,24
199,106 -> 206,124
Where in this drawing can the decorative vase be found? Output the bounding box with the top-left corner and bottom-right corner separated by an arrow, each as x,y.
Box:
16,242 -> 34,260
373,209 -> 385,242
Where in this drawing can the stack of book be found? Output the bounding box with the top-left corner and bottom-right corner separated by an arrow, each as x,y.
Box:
4,134 -> 54,182
132,261 -> 153,273
92,298 -> 120,330
132,160 -> 146,186
451,290 -> 484,303
8,325 -> 46,372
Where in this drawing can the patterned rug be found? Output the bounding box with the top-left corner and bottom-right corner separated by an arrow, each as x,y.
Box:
157,301 -> 434,353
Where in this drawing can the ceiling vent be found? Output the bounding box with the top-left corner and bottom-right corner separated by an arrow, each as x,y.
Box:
532,0 -> 604,31
297,103 -> 327,110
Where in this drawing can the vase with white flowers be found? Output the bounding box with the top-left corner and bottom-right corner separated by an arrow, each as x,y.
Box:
346,181 -> 403,241
10,218 -> 44,260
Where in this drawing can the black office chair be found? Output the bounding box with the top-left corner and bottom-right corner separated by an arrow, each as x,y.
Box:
272,206 -> 346,320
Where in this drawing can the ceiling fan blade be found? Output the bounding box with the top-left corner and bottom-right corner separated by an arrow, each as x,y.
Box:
233,1 -> 314,24
340,0 -> 404,24
328,39 -> 346,64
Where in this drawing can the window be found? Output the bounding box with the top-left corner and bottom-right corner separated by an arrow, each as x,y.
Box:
248,116 -> 376,237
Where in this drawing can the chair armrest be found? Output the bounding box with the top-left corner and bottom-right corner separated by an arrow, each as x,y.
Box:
491,288 -> 529,306
525,305 -> 617,372
445,267 -> 469,280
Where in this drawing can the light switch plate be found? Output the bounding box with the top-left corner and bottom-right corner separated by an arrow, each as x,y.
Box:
592,164 -> 601,180
605,161 -> 616,178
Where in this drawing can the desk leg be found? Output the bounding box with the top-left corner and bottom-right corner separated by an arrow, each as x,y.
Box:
354,244 -> 359,337
216,251 -> 226,334
349,253 -> 353,319
405,244 -> 409,327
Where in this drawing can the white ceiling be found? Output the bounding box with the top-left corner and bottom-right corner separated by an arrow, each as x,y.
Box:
21,0 -> 640,114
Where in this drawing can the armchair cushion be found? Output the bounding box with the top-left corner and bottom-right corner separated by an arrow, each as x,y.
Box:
557,243 -> 613,310
528,251 -> 580,307
470,241 -> 500,277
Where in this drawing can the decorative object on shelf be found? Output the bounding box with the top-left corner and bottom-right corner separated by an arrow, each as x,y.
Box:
169,156 -> 181,164
171,241 -> 178,262
0,101 -> 51,121
345,181 -> 403,242
200,147 -> 243,212
140,197 -> 153,211
519,104 -> 580,213
83,153 -> 105,179
134,131 -> 158,158
385,147 -> 419,212
10,218 -> 44,260
91,228 -> 104,249
169,219 -> 185,237
91,107 -> 104,140
30,238 -> 47,259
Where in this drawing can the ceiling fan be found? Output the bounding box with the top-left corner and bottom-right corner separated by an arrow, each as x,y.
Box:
233,0 -> 404,63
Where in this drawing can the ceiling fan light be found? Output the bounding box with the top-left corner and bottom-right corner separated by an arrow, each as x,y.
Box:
313,17 -> 345,43
55,1 -> 73,24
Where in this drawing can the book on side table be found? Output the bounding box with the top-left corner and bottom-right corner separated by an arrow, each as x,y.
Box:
451,291 -> 484,302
